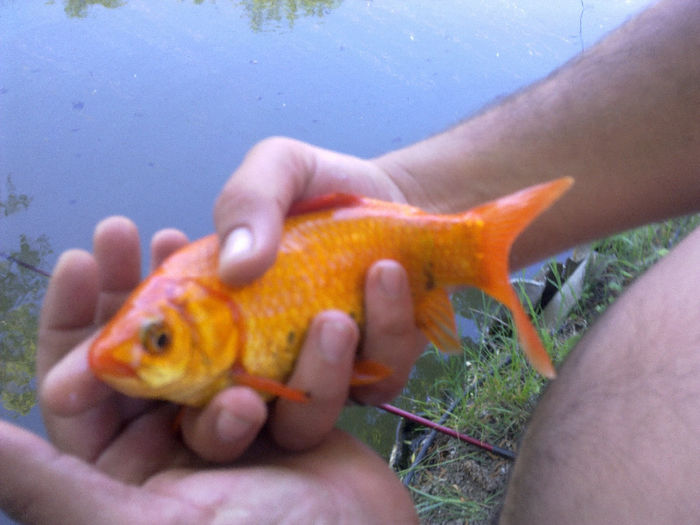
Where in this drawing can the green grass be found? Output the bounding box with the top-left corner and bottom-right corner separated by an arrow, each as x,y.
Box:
392,214 -> 699,524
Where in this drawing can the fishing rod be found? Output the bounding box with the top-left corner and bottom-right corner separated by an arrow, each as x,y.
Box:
378,402 -> 515,460
399,392 -> 466,487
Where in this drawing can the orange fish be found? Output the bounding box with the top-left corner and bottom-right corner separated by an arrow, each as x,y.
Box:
89,177 -> 572,406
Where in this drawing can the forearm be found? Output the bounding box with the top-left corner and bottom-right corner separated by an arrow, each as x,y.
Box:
376,0 -> 699,267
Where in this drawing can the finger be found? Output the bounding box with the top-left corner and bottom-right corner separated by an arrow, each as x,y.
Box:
39,335 -> 145,459
179,387 -> 267,463
93,216 -> 142,324
269,311 -> 359,451
214,137 -> 312,286
37,249 -> 99,381
39,217 -> 143,456
0,420 -> 128,524
94,404 -> 195,483
353,260 -> 426,405
0,421 -> 202,524
40,337 -> 113,417
150,228 -> 189,271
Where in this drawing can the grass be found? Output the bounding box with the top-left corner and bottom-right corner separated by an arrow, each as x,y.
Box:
390,214 -> 700,524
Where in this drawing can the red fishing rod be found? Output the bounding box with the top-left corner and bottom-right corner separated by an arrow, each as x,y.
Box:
378,402 -> 515,460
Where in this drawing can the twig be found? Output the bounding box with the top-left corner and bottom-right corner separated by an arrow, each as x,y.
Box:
0,251 -> 51,278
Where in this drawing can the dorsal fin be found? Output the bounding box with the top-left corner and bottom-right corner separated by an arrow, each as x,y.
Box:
288,193 -> 363,217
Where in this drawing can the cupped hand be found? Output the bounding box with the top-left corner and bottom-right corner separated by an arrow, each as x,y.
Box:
0,418 -> 416,525
0,217 -> 418,524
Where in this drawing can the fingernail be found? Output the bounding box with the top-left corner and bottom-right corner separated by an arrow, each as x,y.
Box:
378,263 -> 403,298
222,227 -> 253,262
216,409 -> 253,443
319,318 -> 355,364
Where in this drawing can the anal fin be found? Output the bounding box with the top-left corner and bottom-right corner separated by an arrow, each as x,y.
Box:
350,359 -> 393,386
416,288 -> 461,354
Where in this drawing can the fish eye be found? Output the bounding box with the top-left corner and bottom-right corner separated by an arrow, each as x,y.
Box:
139,319 -> 172,355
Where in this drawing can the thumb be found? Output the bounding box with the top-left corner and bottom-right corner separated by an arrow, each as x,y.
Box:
214,137 -> 315,286
0,421 -> 139,524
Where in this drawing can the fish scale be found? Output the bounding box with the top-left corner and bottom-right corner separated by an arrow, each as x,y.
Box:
239,214 -> 395,383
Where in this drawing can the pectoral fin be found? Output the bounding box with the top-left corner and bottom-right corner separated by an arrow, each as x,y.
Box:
231,367 -> 310,403
416,288 -> 461,354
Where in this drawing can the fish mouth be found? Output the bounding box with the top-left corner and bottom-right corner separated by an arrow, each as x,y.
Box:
89,348 -> 138,378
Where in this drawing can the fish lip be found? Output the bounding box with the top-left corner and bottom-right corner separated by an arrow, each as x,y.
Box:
88,347 -> 138,378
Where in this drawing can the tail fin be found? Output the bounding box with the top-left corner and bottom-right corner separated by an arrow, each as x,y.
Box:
471,177 -> 573,379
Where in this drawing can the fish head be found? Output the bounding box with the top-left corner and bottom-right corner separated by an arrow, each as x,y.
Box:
89,277 -> 241,406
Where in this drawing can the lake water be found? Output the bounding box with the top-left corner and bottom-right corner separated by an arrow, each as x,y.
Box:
1,0 -> 653,522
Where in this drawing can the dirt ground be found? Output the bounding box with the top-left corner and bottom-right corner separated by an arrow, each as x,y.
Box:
410,433 -> 514,524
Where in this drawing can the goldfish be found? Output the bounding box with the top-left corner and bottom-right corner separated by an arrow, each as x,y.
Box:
89,177 -> 573,406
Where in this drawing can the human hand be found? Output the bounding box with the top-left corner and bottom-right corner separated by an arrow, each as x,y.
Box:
0,218 -> 418,524
0,417 -> 416,524
211,137 -> 428,451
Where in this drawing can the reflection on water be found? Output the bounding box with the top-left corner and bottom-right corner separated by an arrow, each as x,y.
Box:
238,0 -> 342,32
0,178 -> 52,416
52,0 -> 125,19
57,0 -> 343,32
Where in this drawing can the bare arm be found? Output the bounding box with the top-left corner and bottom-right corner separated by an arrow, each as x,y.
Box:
377,0 -> 700,268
